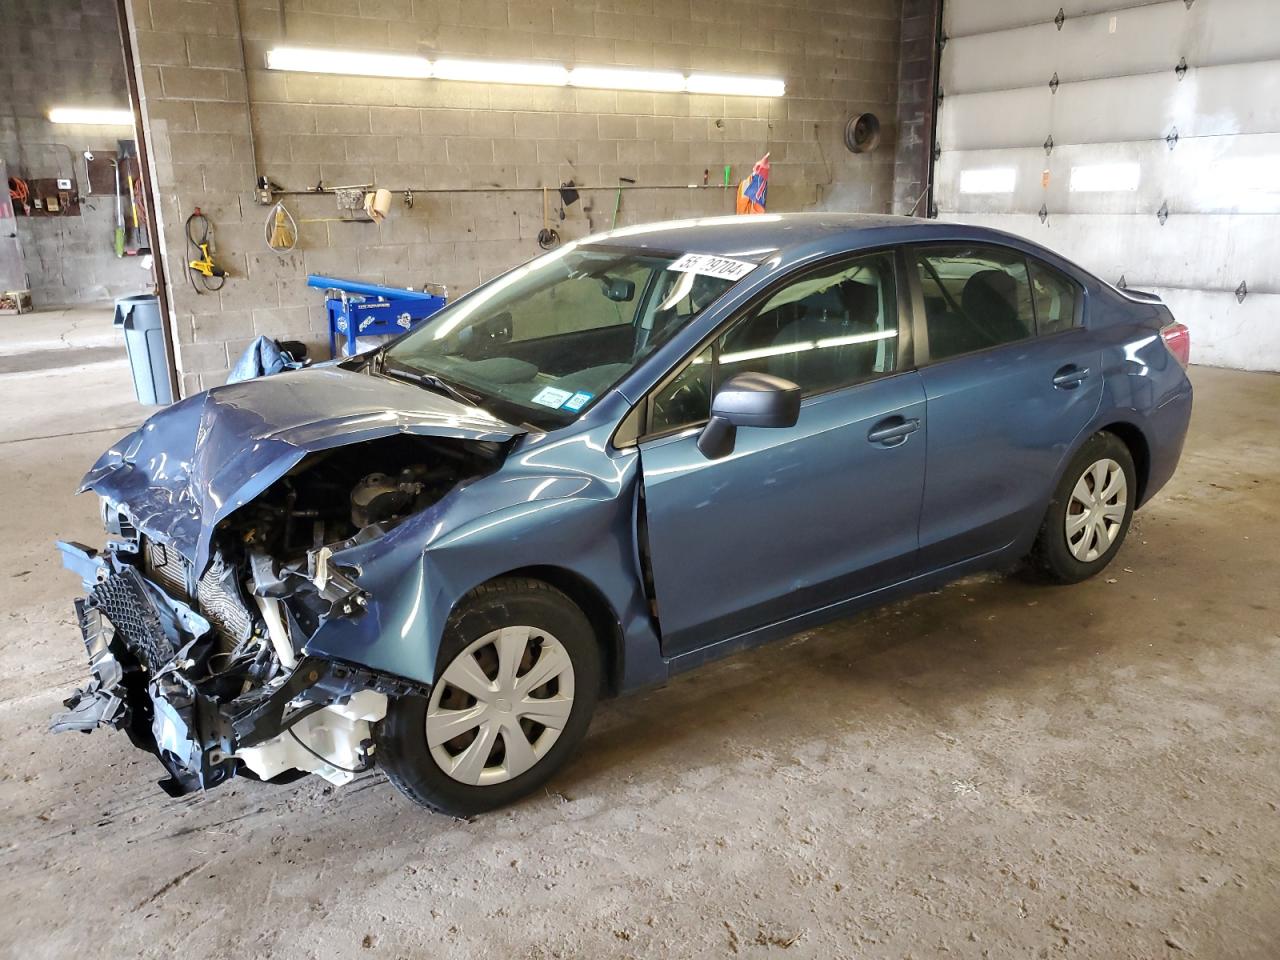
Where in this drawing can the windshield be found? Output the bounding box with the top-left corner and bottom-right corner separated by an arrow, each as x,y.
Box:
382,243 -> 743,426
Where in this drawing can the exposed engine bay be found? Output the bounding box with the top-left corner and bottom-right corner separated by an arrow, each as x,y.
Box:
52,434 -> 504,796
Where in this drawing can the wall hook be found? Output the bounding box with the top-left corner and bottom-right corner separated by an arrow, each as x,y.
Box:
1157,201 -> 1169,225
1235,280 -> 1248,303
403,190 -> 414,209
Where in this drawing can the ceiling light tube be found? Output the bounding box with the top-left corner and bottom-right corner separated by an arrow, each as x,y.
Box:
568,65 -> 685,92
432,58 -> 569,86
266,46 -> 430,79
48,107 -> 133,126
686,73 -> 785,97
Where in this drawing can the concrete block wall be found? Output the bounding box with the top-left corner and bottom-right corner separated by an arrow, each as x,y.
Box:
0,0 -> 147,306
124,0 -> 905,394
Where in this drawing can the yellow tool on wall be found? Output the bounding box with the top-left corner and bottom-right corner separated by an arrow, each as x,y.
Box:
185,207 -> 226,293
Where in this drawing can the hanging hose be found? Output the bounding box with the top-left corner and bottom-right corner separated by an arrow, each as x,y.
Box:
185,208 -> 226,294
264,200 -> 297,253
8,176 -> 30,215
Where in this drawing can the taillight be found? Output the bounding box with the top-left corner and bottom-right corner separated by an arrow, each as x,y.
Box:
1161,321 -> 1190,368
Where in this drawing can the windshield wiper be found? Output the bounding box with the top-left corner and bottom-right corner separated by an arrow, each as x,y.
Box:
379,356 -> 479,408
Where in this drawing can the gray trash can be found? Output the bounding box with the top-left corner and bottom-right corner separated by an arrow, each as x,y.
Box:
113,294 -> 174,405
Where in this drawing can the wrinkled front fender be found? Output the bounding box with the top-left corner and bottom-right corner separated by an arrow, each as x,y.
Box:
304,439 -> 663,691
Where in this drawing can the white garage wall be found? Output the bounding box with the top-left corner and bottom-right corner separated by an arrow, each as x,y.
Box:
933,0 -> 1280,371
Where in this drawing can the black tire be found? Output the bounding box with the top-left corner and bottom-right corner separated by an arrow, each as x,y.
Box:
1028,431 -> 1137,584
376,577 -> 600,816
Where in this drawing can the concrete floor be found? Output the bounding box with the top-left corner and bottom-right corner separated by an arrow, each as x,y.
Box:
2,309 -> 1278,960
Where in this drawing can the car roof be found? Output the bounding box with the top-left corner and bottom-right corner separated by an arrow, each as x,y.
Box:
587,212 -> 973,263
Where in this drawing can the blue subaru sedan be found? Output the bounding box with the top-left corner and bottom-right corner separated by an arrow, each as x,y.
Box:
55,214 -> 1192,815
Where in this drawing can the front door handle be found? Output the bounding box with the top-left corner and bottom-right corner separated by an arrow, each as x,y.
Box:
1052,364 -> 1090,389
867,416 -> 920,446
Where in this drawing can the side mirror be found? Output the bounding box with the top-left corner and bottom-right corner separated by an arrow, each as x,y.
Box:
697,372 -> 801,460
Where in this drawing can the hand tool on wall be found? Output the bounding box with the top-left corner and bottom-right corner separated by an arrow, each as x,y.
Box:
537,187 -> 560,249
611,176 -> 636,229
112,160 -> 125,257
186,207 -> 226,293
265,200 -> 297,252
126,172 -> 141,251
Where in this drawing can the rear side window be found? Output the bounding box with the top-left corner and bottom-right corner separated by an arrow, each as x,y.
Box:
1029,260 -> 1080,335
913,244 -> 1035,361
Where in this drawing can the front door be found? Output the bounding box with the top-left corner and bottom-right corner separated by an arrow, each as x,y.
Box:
637,250 -> 928,659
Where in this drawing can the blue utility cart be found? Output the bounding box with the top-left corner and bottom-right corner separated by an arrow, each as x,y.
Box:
307,275 -> 447,358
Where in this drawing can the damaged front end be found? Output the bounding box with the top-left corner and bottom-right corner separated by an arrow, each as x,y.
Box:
52,366 -> 522,796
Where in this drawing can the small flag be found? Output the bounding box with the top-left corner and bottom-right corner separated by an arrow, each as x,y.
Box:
736,152 -> 770,215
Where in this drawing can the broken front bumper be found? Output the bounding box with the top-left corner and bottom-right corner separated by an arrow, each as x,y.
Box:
52,540 -> 416,796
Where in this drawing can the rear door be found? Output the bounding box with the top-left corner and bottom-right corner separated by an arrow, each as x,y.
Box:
909,243 -> 1102,568
636,249 -> 929,658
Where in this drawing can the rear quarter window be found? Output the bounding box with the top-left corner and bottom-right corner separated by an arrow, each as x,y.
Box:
1029,260 -> 1082,335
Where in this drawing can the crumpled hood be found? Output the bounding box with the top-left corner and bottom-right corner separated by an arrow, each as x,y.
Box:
81,365 -> 522,570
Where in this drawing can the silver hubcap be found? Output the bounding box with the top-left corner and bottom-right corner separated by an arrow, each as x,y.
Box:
426,626 -> 575,786
1066,458 -> 1128,562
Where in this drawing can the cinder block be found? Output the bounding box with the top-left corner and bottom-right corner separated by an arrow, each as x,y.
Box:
315,104 -> 373,135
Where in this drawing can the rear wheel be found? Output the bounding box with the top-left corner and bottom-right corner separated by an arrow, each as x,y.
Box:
377,578 -> 600,816
1028,432 -> 1136,584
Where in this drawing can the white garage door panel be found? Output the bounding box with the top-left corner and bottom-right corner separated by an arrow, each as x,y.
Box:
945,0 -> 1157,37
945,0 -> 1280,94
938,88 -> 1053,150
947,212 -> 1274,296
1144,289 -> 1280,371
937,135 -> 1280,216
945,62 -> 1280,152
938,0 -> 1280,370
944,4 -> 1183,95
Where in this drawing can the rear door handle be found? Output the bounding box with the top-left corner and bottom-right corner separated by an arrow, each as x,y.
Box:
1052,364 -> 1090,389
867,416 -> 920,446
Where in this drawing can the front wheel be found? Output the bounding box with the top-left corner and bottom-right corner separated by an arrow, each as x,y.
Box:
1028,432 -> 1136,584
376,578 -> 600,816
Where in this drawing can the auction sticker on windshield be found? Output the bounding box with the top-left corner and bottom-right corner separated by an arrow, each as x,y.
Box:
667,253 -> 757,281
532,386 -> 575,408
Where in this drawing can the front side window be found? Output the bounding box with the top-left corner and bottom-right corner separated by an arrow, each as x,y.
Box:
1029,260 -> 1081,335
647,252 -> 900,435
384,243 -> 740,427
914,244 -> 1035,361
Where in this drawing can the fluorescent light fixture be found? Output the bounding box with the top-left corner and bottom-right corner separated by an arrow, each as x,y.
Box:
432,58 -> 569,86
959,167 -> 1017,194
265,47 -> 785,97
1069,161 -> 1140,193
48,107 -> 133,126
266,46 -> 430,79
569,66 -> 685,92
686,73 -> 785,97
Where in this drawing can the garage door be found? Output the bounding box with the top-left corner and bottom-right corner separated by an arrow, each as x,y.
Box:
933,0 -> 1280,371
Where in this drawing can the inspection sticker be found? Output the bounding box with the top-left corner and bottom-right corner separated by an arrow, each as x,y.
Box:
561,391 -> 594,412
532,386 -> 574,408
667,253 -> 758,281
